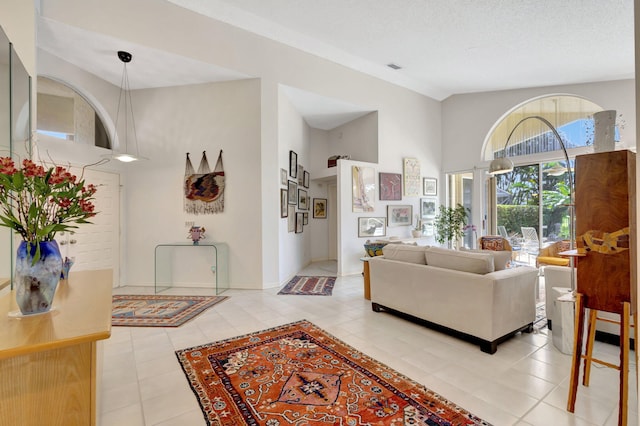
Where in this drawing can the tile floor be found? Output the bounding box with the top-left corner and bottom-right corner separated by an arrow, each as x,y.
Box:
100,261 -> 638,426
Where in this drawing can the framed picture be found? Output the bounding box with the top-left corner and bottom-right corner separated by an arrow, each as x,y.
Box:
421,197 -> 437,218
303,170 -> 310,188
295,212 -> 304,233
358,217 -> 386,238
423,177 -> 437,196
387,204 -> 412,227
379,172 -> 402,200
280,168 -> 288,186
313,198 -> 327,218
298,165 -> 304,185
303,212 -> 309,225
403,158 -> 420,197
288,181 -> 298,205
298,189 -> 308,210
352,165 -> 375,212
422,220 -> 434,236
287,205 -> 296,232
280,189 -> 288,218
289,151 -> 298,178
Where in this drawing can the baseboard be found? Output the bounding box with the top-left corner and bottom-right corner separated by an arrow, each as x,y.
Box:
595,330 -> 636,350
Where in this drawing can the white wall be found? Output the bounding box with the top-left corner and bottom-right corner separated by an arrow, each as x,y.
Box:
328,112 -> 379,164
278,87 -> 311,284
0,0 -> 35,76
41,0 -> 442,287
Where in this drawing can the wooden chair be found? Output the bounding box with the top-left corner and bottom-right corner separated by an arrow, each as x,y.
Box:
536,240 -> 571,267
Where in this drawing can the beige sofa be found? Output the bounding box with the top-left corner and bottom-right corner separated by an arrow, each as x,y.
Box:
369,245 -> 539,354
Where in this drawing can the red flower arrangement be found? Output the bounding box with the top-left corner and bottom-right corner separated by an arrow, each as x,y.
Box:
0,157 -> 97,245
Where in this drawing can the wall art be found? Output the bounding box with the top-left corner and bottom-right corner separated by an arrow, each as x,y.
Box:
298,189 -> 308,210
303,212 -> 309,225
421,197 -> 437,219
184,150 -> 225,214
298,164 -> 304,185
352,166 -> 375,212
289,151 -> 298,178
280,168 -> 288,186
313,198 -> 327,218
423,177 -> 437,196
303,170 -> 310,188
280,189 -> 288,218
296,212 -> 304,233
288,181 -> 298,205
403,158 -> 420,197
387,204 -> 412,226
287,205 -> 295,232
358,217 -> 386,238
379,172 -> 402,200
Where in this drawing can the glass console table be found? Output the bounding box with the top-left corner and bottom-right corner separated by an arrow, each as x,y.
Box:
154,242 -> 229,294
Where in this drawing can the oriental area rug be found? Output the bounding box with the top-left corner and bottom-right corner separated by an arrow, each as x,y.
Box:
176,320 -> 491,426
112,294 -> 228,327
277,275 -> 336,295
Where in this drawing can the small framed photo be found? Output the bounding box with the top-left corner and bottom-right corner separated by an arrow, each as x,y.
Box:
298,189 -> 308,210
303,212 -> 309,225
358,217 -> 386,238
313,198 -> 327,218
303,170 -> 310,188
379,172 -> 402,200
280,189 -> 288,218
421,197 -> 437,219
423,177 -> 437,196
287,205 -> 296,232
298,165 -> 304,185
280,168 -> 287,186
387,204 -> 412,227
296,212 -> 304,233
289,151 -> 298,178
288,181 -> 298,205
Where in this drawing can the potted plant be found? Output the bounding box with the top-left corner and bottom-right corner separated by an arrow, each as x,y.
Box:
434,204 -> 468,249
411,214 -> 422,238
0,157 -> 97,315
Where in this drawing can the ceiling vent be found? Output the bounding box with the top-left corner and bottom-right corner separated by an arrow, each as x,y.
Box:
386,63 -> 402,70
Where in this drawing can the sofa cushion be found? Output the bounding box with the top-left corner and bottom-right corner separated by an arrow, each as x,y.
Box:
462,248 -> 511,271
425,247 -> 495,274
382,244 -> 427,264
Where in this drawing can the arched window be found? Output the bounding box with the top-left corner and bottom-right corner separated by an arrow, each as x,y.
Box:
36,76 -> 111,149
483,95 -> 611,162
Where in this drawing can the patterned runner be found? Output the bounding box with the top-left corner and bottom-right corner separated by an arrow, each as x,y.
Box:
278,275 -> 336,295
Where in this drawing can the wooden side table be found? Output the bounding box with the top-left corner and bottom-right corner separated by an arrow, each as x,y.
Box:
360,257 -> 371,300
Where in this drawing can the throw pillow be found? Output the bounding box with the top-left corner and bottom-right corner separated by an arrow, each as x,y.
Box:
479,236 -> 505,251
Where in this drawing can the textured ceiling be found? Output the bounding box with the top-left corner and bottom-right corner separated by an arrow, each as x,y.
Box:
36,0 -> 635,129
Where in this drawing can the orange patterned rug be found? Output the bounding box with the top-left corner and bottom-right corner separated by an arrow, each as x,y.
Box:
176,320 -> 491,425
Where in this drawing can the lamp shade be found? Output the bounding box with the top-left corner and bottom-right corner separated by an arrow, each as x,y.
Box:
488,156 -> 514,175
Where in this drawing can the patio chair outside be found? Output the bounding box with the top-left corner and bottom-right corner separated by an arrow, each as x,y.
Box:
521,226 -> 540,261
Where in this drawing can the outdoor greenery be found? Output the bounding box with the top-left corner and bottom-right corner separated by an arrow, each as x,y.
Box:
496,162 -> 571,241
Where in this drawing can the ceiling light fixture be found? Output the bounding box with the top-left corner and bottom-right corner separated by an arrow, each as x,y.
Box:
102,50 -> 147,163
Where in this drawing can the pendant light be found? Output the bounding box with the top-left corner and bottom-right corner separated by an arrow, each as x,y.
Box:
103,50 -> 147,162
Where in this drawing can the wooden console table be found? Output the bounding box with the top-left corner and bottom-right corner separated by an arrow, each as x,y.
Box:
0,269 -> 113,426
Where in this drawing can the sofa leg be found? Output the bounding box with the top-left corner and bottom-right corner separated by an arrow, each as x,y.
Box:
372,302 -> 382,312
524,322 -> 534,333
480,340 -> 498,354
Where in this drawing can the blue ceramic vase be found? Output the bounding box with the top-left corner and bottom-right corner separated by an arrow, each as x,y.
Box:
15,240 -> 63,315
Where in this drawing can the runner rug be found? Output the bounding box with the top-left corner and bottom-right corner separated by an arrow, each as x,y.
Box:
176,320 -> 491,426
112,295 -> 228,327
278,275 -> 336,295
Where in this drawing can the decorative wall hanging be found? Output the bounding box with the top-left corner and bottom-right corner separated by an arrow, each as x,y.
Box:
423,177 -> 437,196
352,166 -> 375,212
387,205 -> 412,226
403,158 -> 420,197
184,150 -> 225,214
379,172 -> 402,200
313,198 -> 327,218
358,217 -> 386,238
